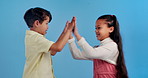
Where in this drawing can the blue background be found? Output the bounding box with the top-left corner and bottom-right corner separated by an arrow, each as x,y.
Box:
0,0 -> 148,78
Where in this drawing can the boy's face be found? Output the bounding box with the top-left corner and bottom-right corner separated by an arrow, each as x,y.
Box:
38,16 -> 50,35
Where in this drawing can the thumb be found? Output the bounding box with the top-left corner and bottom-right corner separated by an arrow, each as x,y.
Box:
63,21 -> 70,33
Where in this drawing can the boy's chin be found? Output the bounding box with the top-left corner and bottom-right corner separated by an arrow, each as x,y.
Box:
41,32 -> 46,35
43,31 -> 47,35
45,31 -> 47,34
43,33 -> 46,35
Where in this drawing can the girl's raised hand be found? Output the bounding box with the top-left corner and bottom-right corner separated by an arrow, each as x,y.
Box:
72,17 -> 82,41
73,18 -> 78,36
69,17 -> 76,39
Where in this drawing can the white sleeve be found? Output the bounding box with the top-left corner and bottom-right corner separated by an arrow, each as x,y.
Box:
68,37 -> 91,60
77,37 -> 118,60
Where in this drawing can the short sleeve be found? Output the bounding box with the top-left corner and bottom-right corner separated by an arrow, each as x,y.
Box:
35,36 -> 54,53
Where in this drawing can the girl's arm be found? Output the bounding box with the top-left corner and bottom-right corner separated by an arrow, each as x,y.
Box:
68,18 -> 91,60
73,18 -> 118,62
68,37 -> 91,60
77,37 -> 118,64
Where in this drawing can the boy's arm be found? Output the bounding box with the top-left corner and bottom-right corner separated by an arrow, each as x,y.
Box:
50,51 -> 57,56
49,17 -> 75,54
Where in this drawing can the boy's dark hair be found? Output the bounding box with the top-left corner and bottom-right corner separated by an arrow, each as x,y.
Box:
24,7 -> 52,28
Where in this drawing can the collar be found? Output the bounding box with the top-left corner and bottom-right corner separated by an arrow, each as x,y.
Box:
100,37 -> 114,46
26,30 -> 44,37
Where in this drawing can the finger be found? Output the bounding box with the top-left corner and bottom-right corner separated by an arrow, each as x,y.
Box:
74,19 -> 76,27
74,17 -> 77,30
72,16 -> 76,21
66,21 -> 70,27
65,21 -> 70,29
71,17 -> 76,28
73,21 -> 76,32
72,17 -> 76,26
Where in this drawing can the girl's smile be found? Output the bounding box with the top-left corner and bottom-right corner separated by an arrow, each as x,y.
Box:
95,19 -> 114,41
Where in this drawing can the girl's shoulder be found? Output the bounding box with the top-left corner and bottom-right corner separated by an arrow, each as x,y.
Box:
108,41 -> 117,45
93,41 -> 117,48
104,41 -> 118,49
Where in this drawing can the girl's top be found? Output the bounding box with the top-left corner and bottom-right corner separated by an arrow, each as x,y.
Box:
68,37 -> 119,78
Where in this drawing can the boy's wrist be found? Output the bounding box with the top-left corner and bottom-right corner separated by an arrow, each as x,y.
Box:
69,35 -> 73,39
62,29 -> 71,34
66,29 -> 72,33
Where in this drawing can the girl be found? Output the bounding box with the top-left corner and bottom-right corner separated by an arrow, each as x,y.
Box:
68,15 -> 128,78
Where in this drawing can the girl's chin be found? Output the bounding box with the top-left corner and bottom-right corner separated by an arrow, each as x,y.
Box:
97,37 -> 101,40
96,36 -> 103,40
97,37 -> 103,41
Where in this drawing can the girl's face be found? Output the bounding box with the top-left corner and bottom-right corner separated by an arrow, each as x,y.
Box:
95,19 -> 114,41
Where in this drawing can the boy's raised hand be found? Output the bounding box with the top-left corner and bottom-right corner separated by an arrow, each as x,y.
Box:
68,17 -> 76,39
67,17 -> 76,31
63,17 -> 75,33
63,21 -> 70,33
49,17 -> 77,54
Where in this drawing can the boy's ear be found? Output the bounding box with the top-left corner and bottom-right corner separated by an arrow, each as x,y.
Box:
109,26 -> 114,33
34,20 -> 40,27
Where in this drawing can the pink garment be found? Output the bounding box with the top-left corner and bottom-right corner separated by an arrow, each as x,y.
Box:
93,59 -> 117,78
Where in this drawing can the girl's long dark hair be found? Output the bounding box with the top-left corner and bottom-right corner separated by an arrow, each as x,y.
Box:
97,15 -> 128,78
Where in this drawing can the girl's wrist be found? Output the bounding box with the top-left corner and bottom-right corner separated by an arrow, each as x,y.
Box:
75,34 -> 81,41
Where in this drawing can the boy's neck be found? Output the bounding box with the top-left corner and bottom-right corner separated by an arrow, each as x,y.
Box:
30,28 -> 40,34
30,27 -> 36,32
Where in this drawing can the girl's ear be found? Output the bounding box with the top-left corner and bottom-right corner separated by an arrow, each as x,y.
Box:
109,26 -> 114,33
34,20 -> 40,28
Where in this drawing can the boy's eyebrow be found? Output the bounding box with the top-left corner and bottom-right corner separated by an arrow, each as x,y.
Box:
96,25 -> 100,27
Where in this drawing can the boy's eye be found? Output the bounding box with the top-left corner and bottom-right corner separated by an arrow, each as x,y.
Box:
95,27 -> 101,29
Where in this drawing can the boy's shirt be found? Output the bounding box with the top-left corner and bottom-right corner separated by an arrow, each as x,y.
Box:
23,30 -> 55,78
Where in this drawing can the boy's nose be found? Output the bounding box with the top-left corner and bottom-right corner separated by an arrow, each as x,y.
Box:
95,30 -> 98,32
47,26 -> 49,29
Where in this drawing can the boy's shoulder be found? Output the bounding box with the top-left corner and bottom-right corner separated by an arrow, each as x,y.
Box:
25,30 -> 46,43
26,30 -> 43,37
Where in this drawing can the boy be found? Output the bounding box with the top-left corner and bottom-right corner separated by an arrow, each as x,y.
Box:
22,7 -> 75,78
